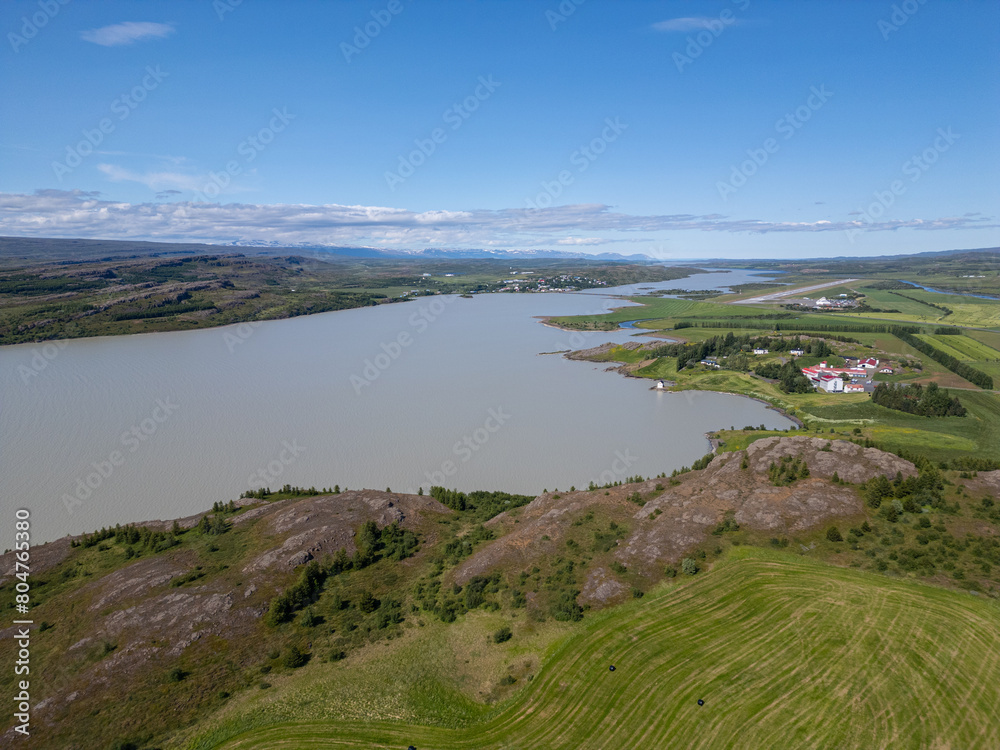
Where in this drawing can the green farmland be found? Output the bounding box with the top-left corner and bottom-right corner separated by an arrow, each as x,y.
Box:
203,549 -> 1000,750
922,334 -> 1000,361
551,283 -> 1000,463
546,297 -> 782,329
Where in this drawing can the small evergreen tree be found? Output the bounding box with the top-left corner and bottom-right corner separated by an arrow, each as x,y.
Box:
282,645 -> 308,669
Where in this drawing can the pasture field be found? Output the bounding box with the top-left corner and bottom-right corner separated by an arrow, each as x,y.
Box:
547,297 -> 778,328
922,334 -> 1000,362
969,360 -> 1000,381
872,370 -> 922,383
901,290 -> 1000,329
634,356 -> 678,380
803,390 -> 1000,461
633,326 -> 775,343
818,287 -> 1000,329
914,334 -> 983,363
202,549 -> 1000,750
854,287 -> 946,319
961,330 -> 1000,381
966,328 -> 1000,351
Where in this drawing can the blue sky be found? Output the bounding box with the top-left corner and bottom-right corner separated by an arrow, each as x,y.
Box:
1,0 -> 998,258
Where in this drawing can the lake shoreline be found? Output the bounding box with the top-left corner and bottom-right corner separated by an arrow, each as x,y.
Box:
564,343 -> 806,431
7,270 -> 795,544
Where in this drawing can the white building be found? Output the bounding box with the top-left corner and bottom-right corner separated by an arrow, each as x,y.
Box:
656,380 -> 665,389
818,375 -> 844,393
753,348 -> 769,355
790,348 -> 805,356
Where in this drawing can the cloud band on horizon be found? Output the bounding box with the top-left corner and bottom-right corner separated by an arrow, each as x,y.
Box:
0,190 -> 990,250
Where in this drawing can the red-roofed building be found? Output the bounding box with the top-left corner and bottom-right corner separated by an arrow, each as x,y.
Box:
802,365 -> 867,380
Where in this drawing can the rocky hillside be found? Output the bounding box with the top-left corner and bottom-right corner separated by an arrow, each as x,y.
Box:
454,437 -> 916,606
0,491 -> 449,748
0,438 -> 947,748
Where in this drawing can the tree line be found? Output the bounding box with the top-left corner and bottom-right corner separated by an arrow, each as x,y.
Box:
662,333 -> 828,372
860,464 -> 951,520
429,487 -> 534,521
753,359 -> 815,393
674,320 -> 919,334
871,382 -> 966,417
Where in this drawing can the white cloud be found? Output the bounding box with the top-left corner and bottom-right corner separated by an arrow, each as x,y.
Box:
555,237 -> 612,246
0,190 -> 991,250
81,22 -> 175,47
97,164 -> 206,192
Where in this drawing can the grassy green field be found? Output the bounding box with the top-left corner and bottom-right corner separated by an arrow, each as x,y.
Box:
855,287 -> 947,319
584,330 -> 999,462
199,548 -> 1000,750
547,297 -> 780,329
921,335 -> 993,360
913,334 -> 1000,384
966,328 -> 1000,350
835,288 -> 1000,330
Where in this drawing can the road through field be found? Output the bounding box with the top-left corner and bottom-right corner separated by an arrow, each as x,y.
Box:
732,278 -> 860,304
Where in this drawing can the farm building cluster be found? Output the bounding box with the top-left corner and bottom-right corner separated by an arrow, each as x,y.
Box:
814,295 -> 858,309
801,358 -> 887,394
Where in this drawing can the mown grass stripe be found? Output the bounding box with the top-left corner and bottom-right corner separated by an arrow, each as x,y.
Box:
202,549 -> 1000,749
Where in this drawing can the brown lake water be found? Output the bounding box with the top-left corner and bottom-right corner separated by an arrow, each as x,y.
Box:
2,269 -> 793,543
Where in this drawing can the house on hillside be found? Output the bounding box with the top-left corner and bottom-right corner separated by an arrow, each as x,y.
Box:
753,348 -> 769,355
859,358 -> 879,369
879,367 -> 894,374
790,348 -> 805,356
656,380 -> 666,389
844,383 -> 865,393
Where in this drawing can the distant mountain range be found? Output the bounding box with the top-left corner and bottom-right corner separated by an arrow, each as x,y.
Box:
216,239 -> 1000,264
215,239 -> 655,261
2,234 -> 997,265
